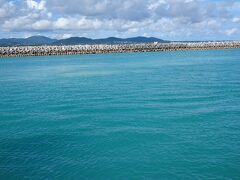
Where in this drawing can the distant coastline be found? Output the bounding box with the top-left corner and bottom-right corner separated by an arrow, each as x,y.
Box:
1,41 -> 240,58
0,36 -> 168,47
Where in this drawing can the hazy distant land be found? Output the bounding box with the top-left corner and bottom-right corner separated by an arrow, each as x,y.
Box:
0,36 -> 168,46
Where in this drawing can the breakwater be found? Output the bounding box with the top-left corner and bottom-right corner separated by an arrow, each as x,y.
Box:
1,41 -> 240,57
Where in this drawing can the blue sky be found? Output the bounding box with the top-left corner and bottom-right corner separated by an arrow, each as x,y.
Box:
0,0 -> 240,40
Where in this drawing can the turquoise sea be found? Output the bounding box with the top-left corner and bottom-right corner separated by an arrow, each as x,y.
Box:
0,49 -> 240,179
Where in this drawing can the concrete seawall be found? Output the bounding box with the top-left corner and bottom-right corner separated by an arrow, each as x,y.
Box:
1,42 -> 240,58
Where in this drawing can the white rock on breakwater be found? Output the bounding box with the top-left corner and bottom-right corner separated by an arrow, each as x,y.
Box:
0,41 -> 240,57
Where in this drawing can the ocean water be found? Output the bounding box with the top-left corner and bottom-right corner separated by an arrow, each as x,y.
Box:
0,49 -> 240,179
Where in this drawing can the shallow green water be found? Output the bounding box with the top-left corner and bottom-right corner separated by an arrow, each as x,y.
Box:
0,49 -> 240,179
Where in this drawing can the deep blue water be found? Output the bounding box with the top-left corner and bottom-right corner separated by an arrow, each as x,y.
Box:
0,49 -> 240,179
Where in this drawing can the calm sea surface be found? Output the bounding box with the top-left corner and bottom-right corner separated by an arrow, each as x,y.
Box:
0,49 -> 240,179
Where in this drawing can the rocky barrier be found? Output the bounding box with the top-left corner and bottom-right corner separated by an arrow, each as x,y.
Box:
1,41 -> 240,57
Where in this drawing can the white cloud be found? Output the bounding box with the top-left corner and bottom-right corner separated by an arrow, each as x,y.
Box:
62,33 -> 73,39
0,1 -> 16,18
233,17 -> 240,23
52,17 -> 104,30
26,0 -> 46,11
32,20 -> 51,30
225,28 -> 238,36
2,16 -> 32,31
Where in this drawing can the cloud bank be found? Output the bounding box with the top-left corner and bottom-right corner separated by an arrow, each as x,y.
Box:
0,0 -> 240,40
